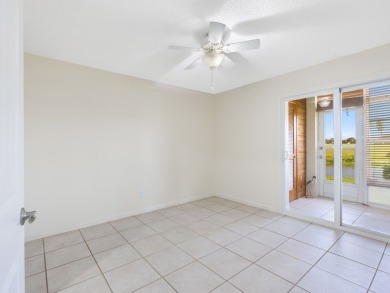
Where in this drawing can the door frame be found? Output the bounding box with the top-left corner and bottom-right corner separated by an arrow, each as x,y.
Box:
281,88 -> 342,226
288,102 -> 298,202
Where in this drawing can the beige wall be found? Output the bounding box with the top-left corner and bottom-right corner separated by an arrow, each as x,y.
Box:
25,43 -> 390,241
24,54 -> 215,241
214,43 -> 390,211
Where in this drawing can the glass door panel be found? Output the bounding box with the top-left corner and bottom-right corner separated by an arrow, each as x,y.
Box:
317,96 -> 335,221
341,85 -> 390,235
285,81 -> 390,237
340,90 -> 363,226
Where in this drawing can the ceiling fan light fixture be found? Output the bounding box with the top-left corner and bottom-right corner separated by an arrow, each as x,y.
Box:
318,97 -> 331,108
202,52 -> 224,69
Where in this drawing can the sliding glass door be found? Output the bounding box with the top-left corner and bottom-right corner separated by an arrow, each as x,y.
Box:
284,80 -> 390,237
341,82 -> 390,234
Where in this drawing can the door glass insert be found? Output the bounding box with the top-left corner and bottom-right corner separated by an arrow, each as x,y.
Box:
324,111 -> 334,181
342,108 -> 356,184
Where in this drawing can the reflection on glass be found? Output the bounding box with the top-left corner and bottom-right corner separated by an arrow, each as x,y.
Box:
342,108 -> 356,184
326,109 -> 357,183
326,148 -> 334,180
342,148 -> 355,183
341,90 -> 361,229
324,111 -> 334,182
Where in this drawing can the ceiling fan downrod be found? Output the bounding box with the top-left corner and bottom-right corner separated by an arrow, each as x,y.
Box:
210,69 -> 215,91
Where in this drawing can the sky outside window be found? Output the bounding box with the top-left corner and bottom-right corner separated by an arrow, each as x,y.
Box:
325,109 -> 356,141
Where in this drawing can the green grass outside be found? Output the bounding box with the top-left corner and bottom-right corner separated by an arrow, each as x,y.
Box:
324,143 -> 390,182
325,143 -> 390,167
367,144 -> 390,167
325,145 -> 356,167
326,176 -> 355,184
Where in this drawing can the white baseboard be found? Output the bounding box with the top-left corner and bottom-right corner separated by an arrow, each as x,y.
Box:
25,193 -> 213,242
215,193 -> 281,213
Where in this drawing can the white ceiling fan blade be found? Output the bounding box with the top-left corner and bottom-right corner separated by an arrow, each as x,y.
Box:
184,57 -> 201,70
168,45 -> 201,52
221,54 -> 236,69
223,39 -> 260,53
208,22 -> 225,45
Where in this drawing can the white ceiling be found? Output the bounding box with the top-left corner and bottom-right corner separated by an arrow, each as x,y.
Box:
24,0 -> 390,94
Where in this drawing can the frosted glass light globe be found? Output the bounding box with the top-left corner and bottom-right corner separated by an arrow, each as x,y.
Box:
202,52 -> 224,69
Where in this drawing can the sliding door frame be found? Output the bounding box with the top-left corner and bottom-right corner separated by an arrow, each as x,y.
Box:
281,79 -> 390,242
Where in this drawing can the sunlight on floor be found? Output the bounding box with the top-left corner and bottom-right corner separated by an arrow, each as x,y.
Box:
288,197 -> 390,235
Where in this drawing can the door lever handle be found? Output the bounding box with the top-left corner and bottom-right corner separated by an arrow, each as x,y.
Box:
20,208 -> 37,225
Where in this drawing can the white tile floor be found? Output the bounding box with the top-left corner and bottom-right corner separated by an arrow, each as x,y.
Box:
289,196 -> 390,235
25,196 -> 390,293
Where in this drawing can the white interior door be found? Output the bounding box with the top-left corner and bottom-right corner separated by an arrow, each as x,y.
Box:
0,0 -> 25,292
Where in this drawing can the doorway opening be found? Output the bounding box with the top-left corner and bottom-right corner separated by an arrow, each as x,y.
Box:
286,94 -> 335,222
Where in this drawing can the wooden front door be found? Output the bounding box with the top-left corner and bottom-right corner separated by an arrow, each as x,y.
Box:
288,103 -> 298,202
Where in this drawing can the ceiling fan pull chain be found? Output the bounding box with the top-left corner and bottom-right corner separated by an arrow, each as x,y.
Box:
210,70 -> 215,91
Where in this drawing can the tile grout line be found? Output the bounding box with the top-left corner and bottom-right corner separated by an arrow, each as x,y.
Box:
206,219 -> 318,289
189,217 -> 302,288
367,243 -> 388,292
106,201 -> 252,291
122,209 -> 385,292
224,224 -> 329,285
36,204 -> 310,290
211,281 -> 245,293
326,249 -> 382,270
26,197 -> 390,293
78,229 -> 114,293
41,240 -> 109,292
42,239 -> 49,293
44,241 -> 96,270
349,205 -> 366,226
45,266 -> 102,292
290,230 -> 347,289
108,220 -> 180,293
241,234 -> 303,288
291,230 -> 382,290
46,255 -> 92,273
221,221 -> 345,289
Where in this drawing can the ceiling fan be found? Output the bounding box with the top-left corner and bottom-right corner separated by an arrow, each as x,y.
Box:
168,21 -> 261,71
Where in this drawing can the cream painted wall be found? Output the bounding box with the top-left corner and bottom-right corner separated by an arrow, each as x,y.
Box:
215,43 -> 390,211
25,43 -> 390,241
24,54 -> 215,241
